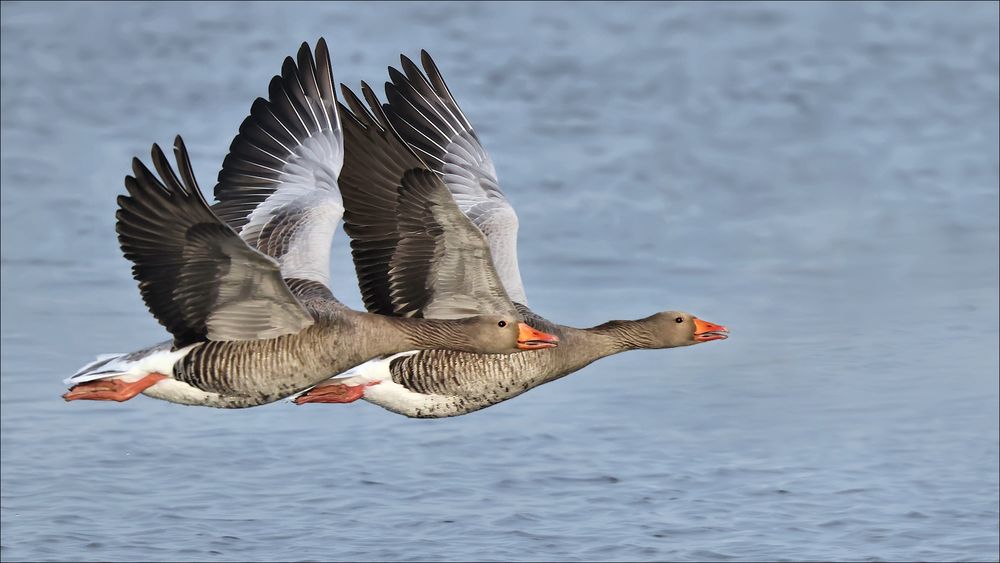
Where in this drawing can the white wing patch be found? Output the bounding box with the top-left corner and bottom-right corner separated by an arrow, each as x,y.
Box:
238,134 -> 344,286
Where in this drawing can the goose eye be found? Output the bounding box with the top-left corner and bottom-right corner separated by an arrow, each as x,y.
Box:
498,320 -> 507,328
675,317 -> 684,323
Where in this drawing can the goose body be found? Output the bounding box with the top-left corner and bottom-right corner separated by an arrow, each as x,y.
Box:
64,40 -> 558,409
313,318 -> 583,418
68,299 -> 530,409
304,307 -> 725,418
295,51 -> 728,417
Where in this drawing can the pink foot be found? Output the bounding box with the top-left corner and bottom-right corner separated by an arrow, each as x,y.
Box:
294,381 -> 379,405
63,373 -> 167,402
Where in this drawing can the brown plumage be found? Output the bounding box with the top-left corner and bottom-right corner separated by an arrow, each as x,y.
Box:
294,51 -> 728,417
64,40 -> 558,409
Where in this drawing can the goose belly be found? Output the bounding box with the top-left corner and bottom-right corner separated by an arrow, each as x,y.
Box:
172,337 -> 342,408
141,378 -> 225,406
361,350 -> 556,418
361,380 -> 471,418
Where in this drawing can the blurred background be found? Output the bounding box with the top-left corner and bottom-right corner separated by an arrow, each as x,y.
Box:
1,2 -> 997,561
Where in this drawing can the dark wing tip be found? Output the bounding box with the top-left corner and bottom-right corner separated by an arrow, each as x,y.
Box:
399,53 -> 416,71
340,83 -> 377,129
296,41 -> 314,71
360,80 -> 391,130
386,66 -> 406,86
280,56 -> 297,79
172,135 -> 187,161
149,142 -> 166,164
130,155 -> 166,197
313,37 -> 330,63
266,71 -> 283,100
339,82 -> 354,103
420,49 -> 444,82
172,135 -> 202,201
398,53 -> 424,84
150,141 -> 184,197
315,38 -> 334,86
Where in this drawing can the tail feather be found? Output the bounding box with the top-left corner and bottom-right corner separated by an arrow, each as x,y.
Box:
65,341 -> 193,387
69,354 -> 126,380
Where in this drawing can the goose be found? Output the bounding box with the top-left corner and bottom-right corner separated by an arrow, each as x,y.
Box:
62,40 -> 558,409
292,51 -> 728,418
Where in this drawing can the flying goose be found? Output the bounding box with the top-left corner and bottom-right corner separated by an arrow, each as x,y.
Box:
63,41 -> 558,409
293,52 -> 728,417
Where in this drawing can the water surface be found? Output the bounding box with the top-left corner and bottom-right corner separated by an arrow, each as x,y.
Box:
2,2 -> 998,561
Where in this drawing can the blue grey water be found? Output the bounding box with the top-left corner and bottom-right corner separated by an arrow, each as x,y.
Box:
1,1 -> 998,561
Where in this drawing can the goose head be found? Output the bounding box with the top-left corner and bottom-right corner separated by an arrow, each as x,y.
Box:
646,311 -> 729,348
461,315 -> 560,353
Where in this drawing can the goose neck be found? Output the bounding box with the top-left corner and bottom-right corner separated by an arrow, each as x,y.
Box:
581,319 -> 655,354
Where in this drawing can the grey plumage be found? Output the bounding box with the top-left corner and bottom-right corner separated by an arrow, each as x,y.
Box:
68,40 -> 549,409
117,139 -> 315,348
381,51 -> 528,306
110,138 -> 536,408
338,87 -> 518,320
212,39 -> 343,289
338,82 -> 416,316
393,169 -> 515,319
322,53 -> 718,418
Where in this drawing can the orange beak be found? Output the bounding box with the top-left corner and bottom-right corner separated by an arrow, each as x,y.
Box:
693,318 -> 729,342
517,322 -> 560,350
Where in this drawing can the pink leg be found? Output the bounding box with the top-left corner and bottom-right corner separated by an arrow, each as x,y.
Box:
63,373 -> 167,402
294,381 -> 379,405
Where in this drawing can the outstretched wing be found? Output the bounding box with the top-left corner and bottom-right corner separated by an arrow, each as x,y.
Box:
380,51 -> 528,306
339,84 -> 517,320
212,39 -> 343,291
117,137 -> 315,348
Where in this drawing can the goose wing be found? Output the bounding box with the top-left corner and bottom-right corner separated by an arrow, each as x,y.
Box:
118,137 -> 315,348
379,51 -> 528,306
211,39 -> 343,293
339,84 -> 516,320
